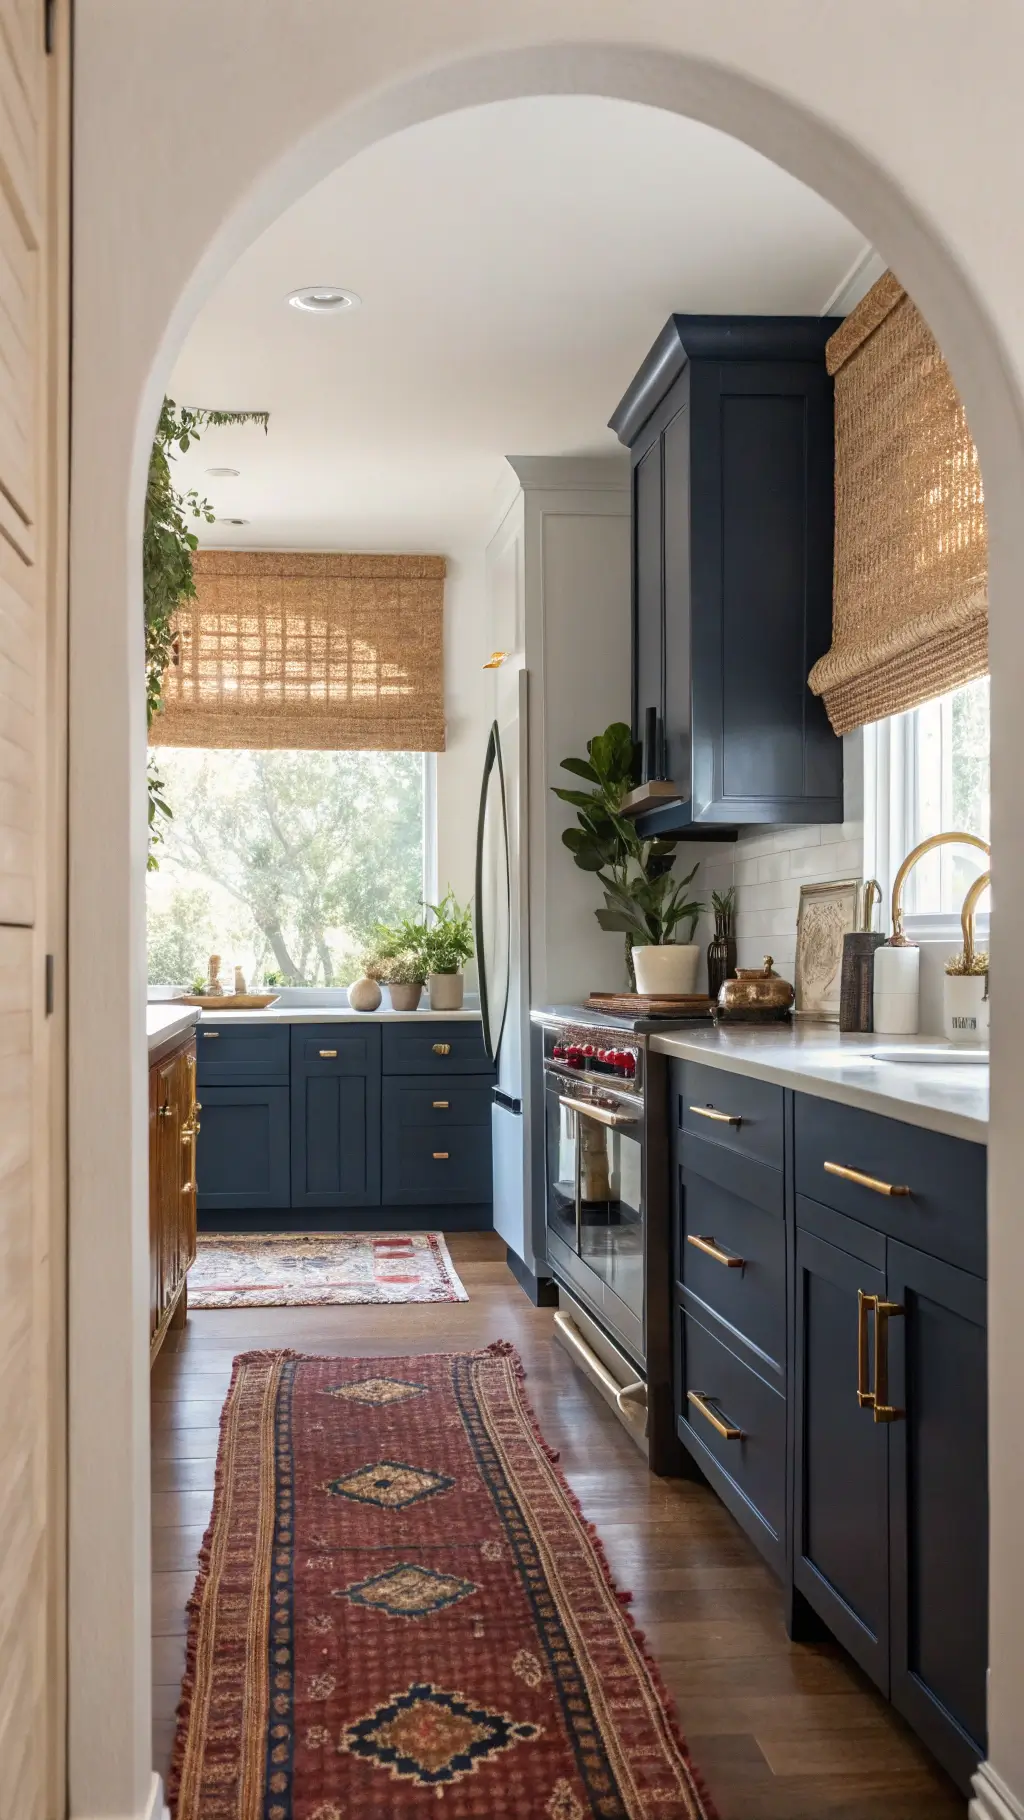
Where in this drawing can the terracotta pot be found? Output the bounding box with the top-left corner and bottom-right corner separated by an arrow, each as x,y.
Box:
632,943 -> 700,996
428,971 -> 464,1011
347,975 -> 382,1012
387,981 -> 423,1012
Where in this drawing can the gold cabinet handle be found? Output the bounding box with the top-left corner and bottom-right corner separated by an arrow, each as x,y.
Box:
432,1099 -> 449,1109
873,1300 -> 905,1423
432,1042 -> 452,1056
180,1122 -> 195,1145
857,1290 -> 876,1408
687,1390 -> 745,1440
825,1160 -> 910,1197
689,1104 -> 742,1127
319,1048 -> 338,1058
687,1233 -> 745,1269
203,1031 -> 219,1039
432,1151 -> 449,1160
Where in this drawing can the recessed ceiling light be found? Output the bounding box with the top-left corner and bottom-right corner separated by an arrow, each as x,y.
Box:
287,286 -> 361,314
218,517 -> 248,526
206,466 -> 240,478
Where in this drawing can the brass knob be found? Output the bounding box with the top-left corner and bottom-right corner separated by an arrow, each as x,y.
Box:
432,1042 -> 452,1056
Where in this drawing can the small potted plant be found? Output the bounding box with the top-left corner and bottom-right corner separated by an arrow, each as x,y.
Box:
362,916 -> 429,1012
596,863 -> 704,996
420,891 -> 475,1011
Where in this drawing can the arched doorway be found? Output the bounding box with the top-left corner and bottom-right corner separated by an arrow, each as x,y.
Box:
69,22 -> 1024,1820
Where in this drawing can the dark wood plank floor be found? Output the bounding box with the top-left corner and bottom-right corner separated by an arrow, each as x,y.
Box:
151,1232 -> 965,1818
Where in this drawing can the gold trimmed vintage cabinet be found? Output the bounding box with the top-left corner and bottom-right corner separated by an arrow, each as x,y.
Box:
149,1029 -> 199,1358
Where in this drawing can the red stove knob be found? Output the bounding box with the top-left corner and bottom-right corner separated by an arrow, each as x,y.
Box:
552,1043 -> 564,1058
583,1044 -> 595,1056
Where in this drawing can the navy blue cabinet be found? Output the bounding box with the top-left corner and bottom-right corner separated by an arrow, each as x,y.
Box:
610,317 -> 843,836
290,1026 -> 381,1209
196,1085 -> 290,1211
381,1075 -> 492,1204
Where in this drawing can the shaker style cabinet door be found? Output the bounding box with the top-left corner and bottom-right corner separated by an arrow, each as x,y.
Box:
793,1217 -> 891,1694
290,1027 -> 381,1208
886,1241 -> 987,1790
197,1085 -> 291,1211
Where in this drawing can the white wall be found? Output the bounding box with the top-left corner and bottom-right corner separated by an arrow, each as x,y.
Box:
72,9 -> 1024,1818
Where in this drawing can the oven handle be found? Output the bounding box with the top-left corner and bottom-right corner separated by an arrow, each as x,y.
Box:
558,1093 -> 640,1130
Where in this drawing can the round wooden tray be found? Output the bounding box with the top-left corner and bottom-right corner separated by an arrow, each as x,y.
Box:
176,993 -> 281,1010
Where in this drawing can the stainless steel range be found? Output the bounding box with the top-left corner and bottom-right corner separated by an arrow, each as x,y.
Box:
532,1004 -> 707,1470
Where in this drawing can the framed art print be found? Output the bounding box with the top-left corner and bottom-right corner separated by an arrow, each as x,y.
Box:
794,878 -> 861,1021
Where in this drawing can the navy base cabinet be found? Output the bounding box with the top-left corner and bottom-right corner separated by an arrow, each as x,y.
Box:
290,1026 -> 381,1209
196,1016 -> 493,1225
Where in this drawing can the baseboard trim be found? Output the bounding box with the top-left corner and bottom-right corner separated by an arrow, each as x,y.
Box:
504,1244 -> 557,1306
971,1762 -> 1024,1820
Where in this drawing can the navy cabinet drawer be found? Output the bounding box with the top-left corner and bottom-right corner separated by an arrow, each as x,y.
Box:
381,1125 -> 491,1204
677,1158 -> 786,1372
678,1307 -> 786,1567
197,1020 -> 290,1085
678,1061 -> 784,1172
196,1086 -> 290,1210
291,1024 -> 381,1074
794,1093 -> 986,1275
382,1022 -> 491,1075
385,1077 -> 492,1130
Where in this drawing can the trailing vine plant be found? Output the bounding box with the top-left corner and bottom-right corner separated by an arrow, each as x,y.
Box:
145,400 -> 268,867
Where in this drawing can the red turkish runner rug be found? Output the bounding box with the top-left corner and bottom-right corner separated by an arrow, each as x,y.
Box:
170,1344 -> 716,1819
188,1231 -> 468,1308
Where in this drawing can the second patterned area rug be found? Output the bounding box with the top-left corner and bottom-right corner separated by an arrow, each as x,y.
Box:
188,1231 -> 469,1308
170,1344 -> 716,1819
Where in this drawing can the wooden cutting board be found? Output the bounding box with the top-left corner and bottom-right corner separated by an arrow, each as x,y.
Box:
584,992 -> 714,1018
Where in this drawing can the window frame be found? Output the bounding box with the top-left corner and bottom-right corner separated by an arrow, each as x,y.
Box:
862,700 -> 990,944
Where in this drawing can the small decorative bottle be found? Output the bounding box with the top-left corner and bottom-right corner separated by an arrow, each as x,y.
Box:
706,888 -> 737,998
205,953 -> 224,996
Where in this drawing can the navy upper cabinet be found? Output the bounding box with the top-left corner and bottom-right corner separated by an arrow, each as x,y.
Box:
290,1026 -> 381,1209
609,316 -> 844,836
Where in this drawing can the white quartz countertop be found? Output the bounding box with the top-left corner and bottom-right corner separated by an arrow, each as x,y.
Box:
193,1005 -> 483,1024
649,1024 -> 988,1143
147,1005 -> 200,1052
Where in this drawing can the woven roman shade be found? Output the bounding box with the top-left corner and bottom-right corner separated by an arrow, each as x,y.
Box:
808,271 -> 988,735
153,550 -> 446,751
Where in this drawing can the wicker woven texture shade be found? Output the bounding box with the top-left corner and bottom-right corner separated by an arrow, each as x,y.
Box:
808,272 -> 988,735
153,551 -> 446,751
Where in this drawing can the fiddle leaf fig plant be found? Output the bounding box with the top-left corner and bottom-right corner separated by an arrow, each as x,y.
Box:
552,720 -> 702,980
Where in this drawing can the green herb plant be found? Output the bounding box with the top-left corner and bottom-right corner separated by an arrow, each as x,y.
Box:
552,720 -> 703,981
420,891 -> 475,975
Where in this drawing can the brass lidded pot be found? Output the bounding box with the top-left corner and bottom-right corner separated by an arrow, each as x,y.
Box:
717,955 -> 794,1015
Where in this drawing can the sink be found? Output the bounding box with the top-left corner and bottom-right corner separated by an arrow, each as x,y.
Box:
869,1045 -> 989,1066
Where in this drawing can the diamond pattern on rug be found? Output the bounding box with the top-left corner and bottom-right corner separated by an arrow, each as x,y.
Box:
338,1562 -> 478,1619
325,1461 -> 455,1510
323,1377 -> 425,1406
341,1682 -> 541,1787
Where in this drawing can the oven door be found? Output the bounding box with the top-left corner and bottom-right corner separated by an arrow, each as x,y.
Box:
544,1074 -> 645,1353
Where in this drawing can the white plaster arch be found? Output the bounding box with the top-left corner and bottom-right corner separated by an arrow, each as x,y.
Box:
71,16 -> 1024,1819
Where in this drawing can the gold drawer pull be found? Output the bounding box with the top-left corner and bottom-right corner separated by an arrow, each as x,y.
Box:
203,1031 -> 219,1039
687,1234 -> 745,1269
433,1151 -> 449,1161
432,1042 -> 452,1056
690,1104 -> 742,1127
825,1160 -> 910,1197
433,1099 -> 449,1109
873,1299 -> 905,1424
687,1390 -> 745,1440
319,1048 -> 338,1058
857,1289 -> 875,1408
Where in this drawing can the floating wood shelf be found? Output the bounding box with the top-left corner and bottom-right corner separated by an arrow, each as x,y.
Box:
619,780 -> 682,817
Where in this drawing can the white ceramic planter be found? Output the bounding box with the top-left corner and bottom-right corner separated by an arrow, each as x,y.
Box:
388,981 -> 423,1012
943,971 -> 989,1045
632,943 -> 700,996
428,971 -> 465,1011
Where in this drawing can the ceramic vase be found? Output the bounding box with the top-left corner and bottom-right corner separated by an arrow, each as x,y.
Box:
428,971 -> 464,1011
943,971 -> 989,1045
388,981 -> 423,1012
706,912 -> 737,999
632,942 -> 700,996
348,976 -> 382,1012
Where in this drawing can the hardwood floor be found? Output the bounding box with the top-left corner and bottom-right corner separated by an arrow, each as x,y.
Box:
150,1231 -> 965,1818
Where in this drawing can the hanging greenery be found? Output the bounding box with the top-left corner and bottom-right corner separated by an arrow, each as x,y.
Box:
145,399 -> 268,867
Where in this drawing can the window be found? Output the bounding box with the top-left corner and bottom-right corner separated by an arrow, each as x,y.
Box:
146,748 -> 433,988
864,676 -> 990,929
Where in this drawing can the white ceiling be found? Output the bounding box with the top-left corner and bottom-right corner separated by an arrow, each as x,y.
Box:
168,96 -> 869,553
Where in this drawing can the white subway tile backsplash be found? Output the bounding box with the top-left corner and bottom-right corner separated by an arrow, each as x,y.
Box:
756,852 -> 792,883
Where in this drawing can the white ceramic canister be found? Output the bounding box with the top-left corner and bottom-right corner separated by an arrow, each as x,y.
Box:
872,942 -> 920,1035
943,971 -> 989,1045
632,943 -> 701,996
